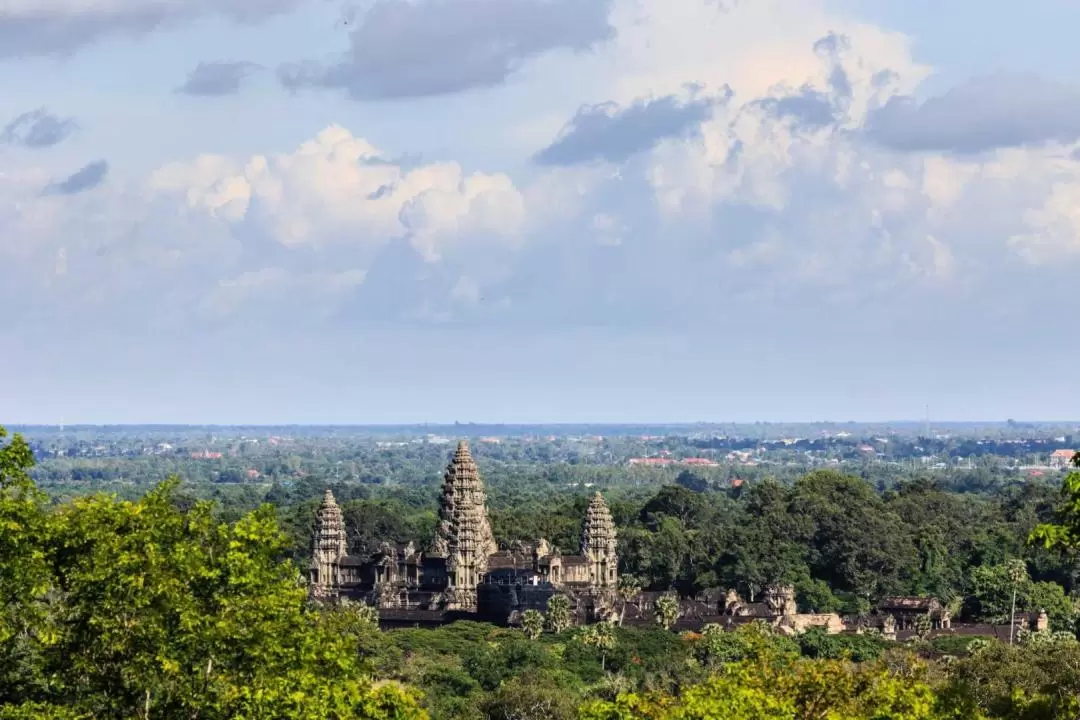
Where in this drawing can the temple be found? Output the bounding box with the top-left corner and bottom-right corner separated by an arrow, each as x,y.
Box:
309,441 -> 1051,640
308,440 -> 621,621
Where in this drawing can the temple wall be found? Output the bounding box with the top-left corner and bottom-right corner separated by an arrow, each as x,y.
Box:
562,564 -> 590,584
784,613 -> 845,634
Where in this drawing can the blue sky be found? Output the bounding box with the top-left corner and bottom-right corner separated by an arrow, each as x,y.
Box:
1,0 -> 1078,424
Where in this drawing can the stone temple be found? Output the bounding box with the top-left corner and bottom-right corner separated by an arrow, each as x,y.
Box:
309,441 -> 1046,640
308,440 -> 620,621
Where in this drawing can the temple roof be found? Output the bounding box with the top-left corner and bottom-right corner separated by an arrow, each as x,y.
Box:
432,440 -> 497,571
878,596 -> 942,611
488,553 -> 532,570
338,556 -> 366,567
312,486 -> 348,560
581,491 -> 617,555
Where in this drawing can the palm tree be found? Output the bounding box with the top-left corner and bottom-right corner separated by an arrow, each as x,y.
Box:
655,592 -> 681,631
579,621 -> 617,671
546,594 -> 572,633
521,609 -> 544,640
1005,558 -> 1029,645
616,574 -> 642,626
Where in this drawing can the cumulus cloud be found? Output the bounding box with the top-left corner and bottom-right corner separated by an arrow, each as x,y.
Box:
176,61 -> 261,96
44,160 -> 108,195
535,91 -> 724,166
278,0 -> 612,99
0,0 -> 301,57
148,125 -> 525,263
866,73 -> 1080,154
499,5 -> 1080,333
1,108 -> 77,148
4,0 -> 1080,350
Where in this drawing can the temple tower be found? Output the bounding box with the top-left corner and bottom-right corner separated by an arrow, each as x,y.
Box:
581,492 -> 618,588
310,489 -> 348,598
432,441 -> 497,609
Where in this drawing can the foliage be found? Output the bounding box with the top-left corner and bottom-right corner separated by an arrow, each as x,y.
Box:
520,609 -> 544,640
11,424 -> 1080,720
616,574 -> 642,626
581,650 -> 959,720
796,625 -> 887,662
940,639 -> 1080,719
654,593 -> 681,630
478,672 -> 579,720
1030,452 -> 1080,552
0,424 -> 429,719
577,621 -> 617,670
545,594 -> 572,633
0,427 -> 54,700
462,633 -> 552,692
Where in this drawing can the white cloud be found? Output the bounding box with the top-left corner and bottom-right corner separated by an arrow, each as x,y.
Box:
591,0 -> 927,107
4,0 -> 1080,341
149,125 -> 526,262
1010,179 -> 1080,263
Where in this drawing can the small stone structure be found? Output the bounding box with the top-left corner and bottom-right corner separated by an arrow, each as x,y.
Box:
719,585 -> 844,635
876,596 -> 951,631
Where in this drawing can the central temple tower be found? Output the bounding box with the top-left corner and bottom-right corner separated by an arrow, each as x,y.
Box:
581,492 -> 618,588
430,440 -> 497,609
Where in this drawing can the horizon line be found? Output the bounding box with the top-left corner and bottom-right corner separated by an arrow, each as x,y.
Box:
7,420 -> 1080,429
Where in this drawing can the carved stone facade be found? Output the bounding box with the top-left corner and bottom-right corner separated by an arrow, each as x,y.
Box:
430,441 -> 498,609
581,492 -> 618,588
719,585 -> 843,635
310,489 -> 348,599
311,479 -> 1047,642
308,440 -> 620,618
875,596 -> 950,631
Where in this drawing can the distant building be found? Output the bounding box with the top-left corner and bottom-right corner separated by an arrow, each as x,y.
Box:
1049,449 -> 1077,469
629,457 -> 674,466
628,457 -> 718,467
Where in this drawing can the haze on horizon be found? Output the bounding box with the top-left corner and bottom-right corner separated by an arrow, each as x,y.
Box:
2,0 -> 1078,425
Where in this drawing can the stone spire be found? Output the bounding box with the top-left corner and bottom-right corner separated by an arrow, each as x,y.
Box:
432,441 -> 497,608
581,492 -> 618,588
310,489 -> 348,598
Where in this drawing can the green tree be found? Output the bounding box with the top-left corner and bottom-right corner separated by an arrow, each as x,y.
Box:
968,561 -> 1030,625
578,621 -> 617,671
941,639 -> 1080,719
0,426 -> 56,703
521,609 -> 544,640
582,651 -> 953,720
546,595 -> 572,634
654,593 -> 681,631
480,672 -> 578,720
1005,559 -> 1028,645
616,574 -> 642,626
1031,452 -> 1080,553
3,472 -> 428,720
790,471 -> 918,601
695,621 -> 799,668
717,480 -> 810,601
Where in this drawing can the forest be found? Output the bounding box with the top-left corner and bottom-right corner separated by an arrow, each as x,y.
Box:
3,423 -> 1080,719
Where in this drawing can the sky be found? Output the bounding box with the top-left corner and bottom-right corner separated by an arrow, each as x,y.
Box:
1,0 -> 1079,424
